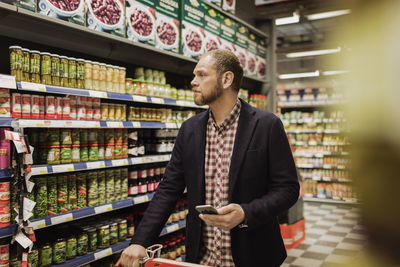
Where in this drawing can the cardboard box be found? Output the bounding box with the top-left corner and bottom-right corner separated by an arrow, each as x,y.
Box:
246,32 -> 258,77
221,0 -> 235,14
126,0 -> 156,46
38,0 -> 85,25
218,13 -> 236,53
154,0 -> 180,53
86,0 -> 125,36
202,2 -> 221,52
181,0 -> 205,59
256,35 -> 267,79
3,0 -> 36,11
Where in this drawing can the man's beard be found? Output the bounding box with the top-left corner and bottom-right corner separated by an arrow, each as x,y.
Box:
194,79 -> 223,106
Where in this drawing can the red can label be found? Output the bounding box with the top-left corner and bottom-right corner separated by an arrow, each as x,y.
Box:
39,96 -> 45,119
0,182 -> 9,205
55,97 -> 63,120
93,107 -> 101,121
69,95 -> 77,105
11,93 -> 21,118
77,96 -> 86,105
70,106 -> 77,120
86,107 -> 93,120
0,204 -> 10,227
77,105 -> 86,120
21,94 -> 31,118
30,95 -> 40,119
92,98 -> 101,107
0,243 -> 9,264
62,97 -> 71,120
45,96 -> 55,119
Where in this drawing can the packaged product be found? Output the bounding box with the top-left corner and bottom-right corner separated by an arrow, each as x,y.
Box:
181,0 -> 205,59
221,0 -> 235,14
126,0 -> 156,46
154,0 -> 180,53
38,0 -> 85,26
202,3 -> 221,53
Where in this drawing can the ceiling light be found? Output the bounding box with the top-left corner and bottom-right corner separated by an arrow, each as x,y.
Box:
307,9 -> 351,21
275,12 -> 299,26
286,47 -> 341,58
279,71 -> 320,79
322,70 -> 350,76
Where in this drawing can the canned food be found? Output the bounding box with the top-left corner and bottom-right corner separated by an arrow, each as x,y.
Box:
57,175 -> 69,213
41,52 -> 52,85
77,230 -> 88,256
28,245 -> 38,267
30,95 -> 40,119
98,145 -> 105,160
47,129 -> 60,146
0,142 -> 10,170
87,171 -> 98,201
101,103 -> 108,121
85,97 -> 93,120
68,174 -> 78,210
108,104 -> 115,121
62,97 -> 71,120
105,145 -> 114,160
0,89 -> 11,118
0,204 -> 10,227
39,243 -> 52,267
80,129 -> 88,145
105,129 -> 115,145
0,181 -> 10,205
45,96 -> 56,119
87,227 -> 97,252
97,225 -> 110,249
47,145 -> 60,164
11,93 -> 21,118
69,95 -> 77,120
55,96 -> 63,120
61,145 -> 72,164
115,105 -> 122,121
98,129 -> 105,145
51,54 -> 60,86
39,96 -> 45,119
66,236 -> 77,259
52,238 -> 67,264
9,45 -> 23,81
77,105 -> 86,121
47,176 -> 57,216
71,145 -> 80,162
118,219 -> 128,241
97,170 -> 106,204
61,129 -> 72,145
76,172 -> 87,209
110,222 -> 118,244
84,60 -> 93,90
92,98 -> 101,121
80,145 -> 88,162
34,178 -> 47,218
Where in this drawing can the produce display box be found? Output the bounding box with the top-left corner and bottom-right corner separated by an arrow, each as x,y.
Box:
180,0 -> 205,59
246,31 -> 258,78
2,0 -> 36,11
235,23 -> 249,74
125,0 -> 156,46
221,0 -> 235,14
154,0 -> 180,53
38,0 -> 85,26
218,12 -> 237,53
256,35 -> 267,80
85,0 -> 125,37
202,1 -> 221,53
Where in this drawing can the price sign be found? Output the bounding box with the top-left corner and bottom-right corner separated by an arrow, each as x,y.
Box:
133,195 -> 149,204
165,123 -> 176,129
52,164 -> 74,173
50,213 -> 73,225
94,248 -> 113,260
20,81 -> 46,92
0,74 -> 16,89
132,121 -> 141,128
89,90 -> 107,98
166,223 -> 179,233
94,204 -> 113,214
132,95 -> 148,103
151,97 -> 164,104
31,166 -> 48,176
31,219 -> 47,230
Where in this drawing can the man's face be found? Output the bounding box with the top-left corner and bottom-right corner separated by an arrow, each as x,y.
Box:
191,55 -> 222,106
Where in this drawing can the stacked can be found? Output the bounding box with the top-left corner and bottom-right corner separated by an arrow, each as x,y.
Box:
80,129 -> 88,162
34,178 -> 47,218
68,174 -> 78,210
86,97 -> 93,120
97,170 -> 106,205
31,94 -> 40,119
105,169 -> 114,202
121,168 -> 128,199
0,180 -> 10,228
76,172 -> 87,209
11,93 -> 21,118
93,98 -> 101,120
55,96 -> 63,119
114,168 -> 121,201
60,129 -> 72,164
105,129 -> 114,160
0,239 -> 9,266
98,129 -> 105,160
87,171 -> 98,207
47,129 -> 60,164
77,96 -> 86,120
71,129 -> 80,163
0,88 -> 11,118
57,175 -> 69,213
88,129 -> 98,161
47,176 -> 58,216
45,95 -> 56,119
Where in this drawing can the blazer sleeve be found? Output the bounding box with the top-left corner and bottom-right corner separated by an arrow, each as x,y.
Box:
240,116 -> 299,229
130,123 -> 187,247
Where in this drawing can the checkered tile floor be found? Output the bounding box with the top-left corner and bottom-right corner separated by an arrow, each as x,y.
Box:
282,202 -> 367,267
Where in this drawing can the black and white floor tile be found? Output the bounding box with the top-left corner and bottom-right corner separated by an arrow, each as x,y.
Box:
282,202 -> 367,267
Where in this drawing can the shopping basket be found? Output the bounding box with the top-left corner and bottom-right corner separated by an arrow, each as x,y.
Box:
116,244 -> 212,267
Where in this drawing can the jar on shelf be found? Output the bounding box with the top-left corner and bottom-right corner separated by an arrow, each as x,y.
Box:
52,238 -> 67,264
61,145 -> 72,163
80,145 -> 89,162
41,52 -> 52,85
21,48 -> 30,82
147,82 -> 154,97
152,70 -> 160,83
84,60 -> 93,90
9,45 -> 23,81
51,54 -> 60,86
47,145 -> 60,164
112,66 -> 119,93
76,59 -> 85,89
92,61 -> 100,90
108,104 -> 115,121
119,67 -> 126,93
87,227 -> 97,252
30,50 -> 41,83
68,57 -> 77,88
97,224 -> 110,249
89,144 -> 99,161
66,235 -> 77,260
71,145 -> 80,162
134,67 -> 144,80
39,243 -> 52,267
106,64 -> 113,91
99,63 -> 107,91
60,56 -> 69,87
145,68 -> 153,82
77,229 -> 88,256
125,78 -> 133,95
132,80 -> 140,95
139,81 -> 148,96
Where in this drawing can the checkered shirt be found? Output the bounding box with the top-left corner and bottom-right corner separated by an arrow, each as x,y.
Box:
200,99 -> 241,267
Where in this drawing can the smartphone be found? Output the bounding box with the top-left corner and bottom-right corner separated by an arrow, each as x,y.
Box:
195,205 -> 219,215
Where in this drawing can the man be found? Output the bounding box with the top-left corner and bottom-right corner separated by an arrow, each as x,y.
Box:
120,50 -> 299,267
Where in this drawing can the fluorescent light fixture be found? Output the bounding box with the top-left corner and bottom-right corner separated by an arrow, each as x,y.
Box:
279,70 -> 320,79
275,12 -> 299,25
307,9 -> 351,21
286,47 -> 341,58
322,70 -> 350,76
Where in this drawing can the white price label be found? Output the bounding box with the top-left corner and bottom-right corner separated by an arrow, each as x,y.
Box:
89,90 -> 107,98
132,95 -> 148,103
50,213 -> 73,225
177,123 -> 182,128
130,157 -> 140,165
112,159 -> 127,167
166,223 -> 179,233
26,180 -> 35,193
15,232 -> 33,249
31,219 -> 46,230
132,121 -> 141,128
94,248 -> 113,260
133,195 -> 149,204
94,204 -> 113,214
151,97 -> 164,104
86,161 -> 103,169
165,123 -> 176,129
52,164 -> 74,173
0,74 -> 16,89
107,121 -> 122,128
31,166 -> 48,176
176,100 -> 185,106
23,197 -> 36,212
20,81 -> 46,92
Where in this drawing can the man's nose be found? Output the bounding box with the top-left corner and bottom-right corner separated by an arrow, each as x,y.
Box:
191,77 -> 198,87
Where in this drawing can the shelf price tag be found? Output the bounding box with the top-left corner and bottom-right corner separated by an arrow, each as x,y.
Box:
132,95 -> 148,103
86,161 -> 104,169
151,97 -> 164,104
133,195 -> 149,204
50,213 -> 73,225
106,121 -> 122,128
31,166 -> 48,176
176,100 -> 185,106
132,121 -> 141,128
94,204 -> 113,214
30,219 -> 46,230
94,248 -> 113,260
166,223 -> 179,233
89,90 -> 107,98
20,81 -> 46,92
130,157 -> 140,165
0,74 -> 16,89
111,159 -> 126,167
165,123 -> 176,129
52,164 -> 74,173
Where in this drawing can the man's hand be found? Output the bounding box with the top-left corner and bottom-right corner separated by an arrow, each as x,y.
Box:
199,203 -> 245,231
119,244 -> 147,267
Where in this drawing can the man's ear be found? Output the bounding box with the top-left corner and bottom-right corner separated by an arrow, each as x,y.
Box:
222,71 -> 234,90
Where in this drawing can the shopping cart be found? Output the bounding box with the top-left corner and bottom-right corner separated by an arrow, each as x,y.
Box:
116,244 -> 212,267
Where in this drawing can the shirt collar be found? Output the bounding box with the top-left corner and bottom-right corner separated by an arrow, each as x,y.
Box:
208,98 -> 241,133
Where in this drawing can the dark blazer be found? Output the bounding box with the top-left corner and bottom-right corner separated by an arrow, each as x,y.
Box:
131,99 -> 299,266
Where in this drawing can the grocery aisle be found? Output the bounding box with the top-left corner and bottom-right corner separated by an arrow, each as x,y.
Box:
282,202 -> 366,267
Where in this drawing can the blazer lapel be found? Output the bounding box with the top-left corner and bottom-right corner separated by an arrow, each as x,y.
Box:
193,110 -> 208,204
228,100 -> 258,201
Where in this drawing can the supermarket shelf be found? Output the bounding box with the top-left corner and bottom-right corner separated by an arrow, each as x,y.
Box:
0,224 -> 14,239
17,81 -> 207,110
280,100 -> 346,108
297,164 -> 348,170
292,141 -> 350,147
303,177 -> 352,183
30,154 -> 171,176
294,151 -> 349,158
0,168 -> 11,179
53,219 -> 186,267
286,129 -> 342,134
0,118 -> 14,127
283,118 -> 346,124
303,196 -> 358,205
17,119 -> 178,129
